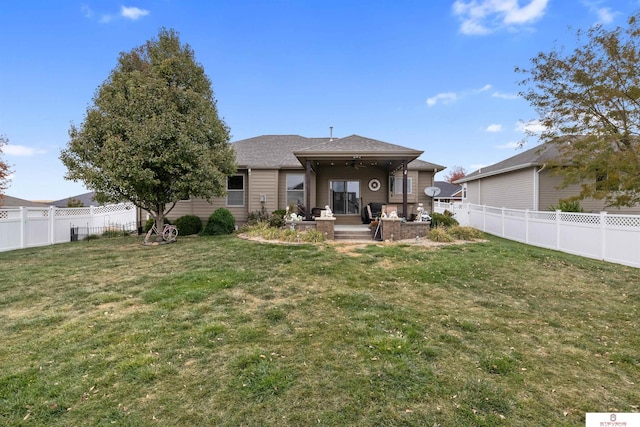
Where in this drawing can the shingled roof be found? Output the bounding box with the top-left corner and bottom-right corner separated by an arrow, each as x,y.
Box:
456,142 -> 561,183
232,134 -> 444,170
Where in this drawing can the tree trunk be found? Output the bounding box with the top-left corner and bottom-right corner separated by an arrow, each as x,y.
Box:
154,203 -> 165,242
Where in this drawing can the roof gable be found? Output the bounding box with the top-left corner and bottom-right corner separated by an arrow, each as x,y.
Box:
296,134 -> 423,155
232,134 -> 443,171
434,181 -> 463,198
457,142 -> 560,183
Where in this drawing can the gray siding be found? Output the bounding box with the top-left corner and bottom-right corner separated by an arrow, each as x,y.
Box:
166,171 -> 249,224
248,169 -> 278,214
466,168 -> 535,209
539,170 -> 640,214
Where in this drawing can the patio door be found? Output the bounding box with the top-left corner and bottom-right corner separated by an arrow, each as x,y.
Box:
330,180 -> 360,215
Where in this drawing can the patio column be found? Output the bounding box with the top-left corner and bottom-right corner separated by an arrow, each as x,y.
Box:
402,159 -> 408,219
305,160 -> 312,220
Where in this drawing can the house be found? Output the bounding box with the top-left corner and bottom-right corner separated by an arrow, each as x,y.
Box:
433,181 -> 463,204
50,191 -> 98,208
0,195 -> 50,208
167,134 -> 445,225
455,141 -> 640,214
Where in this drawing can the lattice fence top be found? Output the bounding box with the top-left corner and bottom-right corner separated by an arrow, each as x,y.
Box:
607,215 -> 640,228
0,209 -> 21,220
93,203 -> 134,215
529,211 -> 557,221
561,212 -> 601,225
55,208 -> 91,216
27,208 -> 50,218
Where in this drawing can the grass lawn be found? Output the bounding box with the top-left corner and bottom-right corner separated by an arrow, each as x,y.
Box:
0,234 -> 638,426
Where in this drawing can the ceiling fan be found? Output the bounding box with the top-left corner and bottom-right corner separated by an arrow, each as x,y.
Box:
346,160 -> 367,169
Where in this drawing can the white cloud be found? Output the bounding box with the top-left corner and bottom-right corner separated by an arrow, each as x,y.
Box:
426,92 -> 458,107
595,7 -> 615,24
452,0 -> 550,35
486,124 -> 502,132
476,84 -> 492,92
492,91 -> 519,99
121,6 -> 150,20
516,119 -> 546,133
81,4 -> 94,18
4,145 -> 47,156
581,1 -> 619,25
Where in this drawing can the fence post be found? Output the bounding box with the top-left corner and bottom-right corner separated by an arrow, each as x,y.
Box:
20,207 -> 26,250
556,210 -> 562,250
501,207 -> 506,237
525,209 -> 529,243
90,206 -> 95,232
49,206 -> 56,245
483,205 -> 487,232
600,212 -> 607,261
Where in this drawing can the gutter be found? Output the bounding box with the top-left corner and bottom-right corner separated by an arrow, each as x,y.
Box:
455,162 -> 539,184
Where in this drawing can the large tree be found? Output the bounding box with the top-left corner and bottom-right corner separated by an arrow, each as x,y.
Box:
0,135 -> 12,204
517,13 -> 640,208
61,28 -> 236,234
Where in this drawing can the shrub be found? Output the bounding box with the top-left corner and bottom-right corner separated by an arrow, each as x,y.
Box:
174,215 -> 203,236
102,229 -> 130,238
428,228 -> 454,243
430,212 -> 459,228
247,208 -> 287,228
549,200 -> 584,212
247,207 -> 270,225
269,210 -> 286,228
448,225 -> 483,241
201,208 -> 236,236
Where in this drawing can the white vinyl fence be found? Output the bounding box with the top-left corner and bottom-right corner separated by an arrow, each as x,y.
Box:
0,203 -> 137,253
434,202 -> 640,268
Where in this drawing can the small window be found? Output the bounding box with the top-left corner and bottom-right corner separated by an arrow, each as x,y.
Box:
227,175 -> 244,206
596,170 -> 619,192
286,173 -> 305,207
389,176 -> 413,194
462,184 -> 467,200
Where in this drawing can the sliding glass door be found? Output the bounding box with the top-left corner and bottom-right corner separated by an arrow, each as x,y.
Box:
330,180 -> 360,215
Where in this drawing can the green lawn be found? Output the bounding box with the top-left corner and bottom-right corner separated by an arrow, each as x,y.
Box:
0,235 -> 638,426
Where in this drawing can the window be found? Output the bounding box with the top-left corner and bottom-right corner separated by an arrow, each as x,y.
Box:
227,175 -> 244,206
595,170 -> 620,192
330,180 -> 360,215
389,176 -> 413,194
462,184 -> 467,199
286,173 -> 304,207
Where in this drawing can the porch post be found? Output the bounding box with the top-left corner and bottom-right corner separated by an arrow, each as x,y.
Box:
402,159 -> 408,219
305,160 -> 312,220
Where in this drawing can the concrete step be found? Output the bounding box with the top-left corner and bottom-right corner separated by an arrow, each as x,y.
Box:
334,230 -> 373,241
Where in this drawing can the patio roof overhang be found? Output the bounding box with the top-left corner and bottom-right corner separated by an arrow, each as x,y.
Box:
293,150 -> 423,172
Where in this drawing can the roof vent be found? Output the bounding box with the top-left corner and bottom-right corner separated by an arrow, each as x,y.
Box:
329,126 -> 333,141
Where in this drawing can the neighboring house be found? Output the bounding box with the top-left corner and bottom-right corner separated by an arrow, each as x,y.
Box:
1,195 -> 50,208
455,142 -> 640,214
51,192 -> 98,208
433,181 -> 463,204
167,134 -> 445,225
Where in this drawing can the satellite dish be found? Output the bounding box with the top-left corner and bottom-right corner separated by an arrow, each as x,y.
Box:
424,186 -> 441,197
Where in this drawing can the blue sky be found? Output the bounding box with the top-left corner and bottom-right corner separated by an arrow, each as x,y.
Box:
1,0 -> 640,201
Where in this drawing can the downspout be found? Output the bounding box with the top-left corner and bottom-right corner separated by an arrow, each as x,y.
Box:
534,164 -> 546,211
305,160 -> 312,220
248,168 -> 252,213
402,160 -> 408,218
